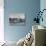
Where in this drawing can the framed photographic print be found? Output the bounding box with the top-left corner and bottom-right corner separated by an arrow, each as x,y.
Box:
9,13 -> 26,26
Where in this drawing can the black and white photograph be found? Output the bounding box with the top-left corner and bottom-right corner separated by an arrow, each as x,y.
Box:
9,13 -> 26,26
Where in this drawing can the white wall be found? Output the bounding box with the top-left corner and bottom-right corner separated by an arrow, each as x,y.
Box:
40,0 -> 46,45
40,0 -> 46,27
0,0 -> 4,42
